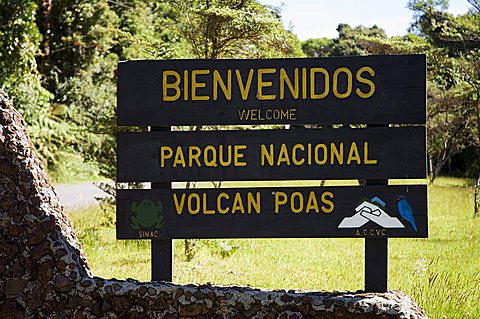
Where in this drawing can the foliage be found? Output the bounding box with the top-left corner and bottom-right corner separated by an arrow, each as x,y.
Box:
89,0 -> 304,185
0,0 -> 59,167
299,2 -> 479,180
169,0 -> 303,59
35,0 -> 119,171
110,1 -> 185,60
358,1 -> 480,181
330,23 -> 387,56
301,23 -> 387,58
408,0 -> 480,180
301,37 -> 333,58
87,1 -> 188,185
1,0 -> 303,182
47,151 -> 101,184
0,0 -> 51,112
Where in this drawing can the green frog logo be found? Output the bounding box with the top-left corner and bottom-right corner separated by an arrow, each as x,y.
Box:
130,199 -> 165,230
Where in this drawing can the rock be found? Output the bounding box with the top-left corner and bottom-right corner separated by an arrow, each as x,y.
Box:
54,274 -> 75,292
147,287 -> 157,296
0,300 -> 25,319
24,280 -> 45,309
5,260 -> 25,277
69,271 -> 77,280
73,310 -> 86,319
5,278 -> 26,295
112,296 -> 132,312
105,285 -> 113,294
178,304 -> 210,317
55,248 -> 67,258
56,260 -> 67,272
281,293 -> 294,303
30,241 -> 50,260
138,286 -> 148,297
8,223 -> 23,237
0,237 -> 20,256
27,230 -> 46,245
96,278 -> 105,288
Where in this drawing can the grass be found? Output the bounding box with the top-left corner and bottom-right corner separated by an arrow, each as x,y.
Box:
68,176 -> 480,318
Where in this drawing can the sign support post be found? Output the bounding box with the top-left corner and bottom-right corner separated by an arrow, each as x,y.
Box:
151,126 -> 173,282
151,237 -> 172,281
364,119 -> 388,292
365,237 -> 388,292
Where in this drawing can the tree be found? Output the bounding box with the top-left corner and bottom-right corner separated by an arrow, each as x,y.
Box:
32,0 -> 120,175
330,23 -> 386,56
301,37 -> 334,57
1,0 -> 305,186
169,0 -> 303,59
301,23 -> 387,58
0,0 -> 51,111
0,0 -> 71,167
409,0 -> 480,180
109,0 -> 186,60
361,33 -> 474,180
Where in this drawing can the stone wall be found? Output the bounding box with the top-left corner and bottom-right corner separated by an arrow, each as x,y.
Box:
0,90 -> 428,319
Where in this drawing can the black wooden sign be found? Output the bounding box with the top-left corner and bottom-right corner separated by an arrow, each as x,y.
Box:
117,55 -> 426,126
116,54 -> 428,289
117,126 -> 426,182
117,185 -> 427,239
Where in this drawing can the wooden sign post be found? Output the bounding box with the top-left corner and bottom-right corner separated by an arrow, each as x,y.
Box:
150,126 -> 173,282
116,55 -> 427,292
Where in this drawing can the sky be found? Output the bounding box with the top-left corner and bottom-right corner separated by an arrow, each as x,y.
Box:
258,0 -> 473,40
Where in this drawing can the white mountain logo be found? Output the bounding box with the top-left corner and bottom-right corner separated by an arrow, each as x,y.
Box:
338,196 -> 404,229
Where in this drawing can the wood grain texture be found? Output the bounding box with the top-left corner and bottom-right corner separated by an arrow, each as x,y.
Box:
117,55 -> 426,126
117,126 -> 427,182
116,185 -> 427,239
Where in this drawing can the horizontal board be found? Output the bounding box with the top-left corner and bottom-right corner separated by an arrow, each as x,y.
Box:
117,55 -> 426,126
116,185 -> 428,239
117,127 -> 426,182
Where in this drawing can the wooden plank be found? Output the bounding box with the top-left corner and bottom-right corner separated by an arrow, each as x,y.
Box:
117,127 -> 426,182
365,238 -> 388,292
150,127 -> 173,282
365,178 -> 388,292
151,239 -> 172,282
117,55 -> 426,126
116,185 -> 428,239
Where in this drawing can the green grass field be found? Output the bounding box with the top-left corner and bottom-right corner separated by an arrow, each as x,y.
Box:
69,177 -> 480,318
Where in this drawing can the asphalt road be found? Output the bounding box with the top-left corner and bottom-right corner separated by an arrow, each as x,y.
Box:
54,182 -> 109,209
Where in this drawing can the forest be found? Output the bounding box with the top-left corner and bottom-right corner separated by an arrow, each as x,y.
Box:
1,0 -> 479,184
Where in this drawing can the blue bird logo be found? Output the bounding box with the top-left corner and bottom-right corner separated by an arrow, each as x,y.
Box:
396,196 -> 418,232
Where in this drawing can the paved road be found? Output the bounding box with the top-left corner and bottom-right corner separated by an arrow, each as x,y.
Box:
54,182 -> 110,209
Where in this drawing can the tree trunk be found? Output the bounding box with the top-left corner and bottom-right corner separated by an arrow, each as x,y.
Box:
39,0 -> 53,57
431,141 -> 453,182
475,174 -> 480,216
